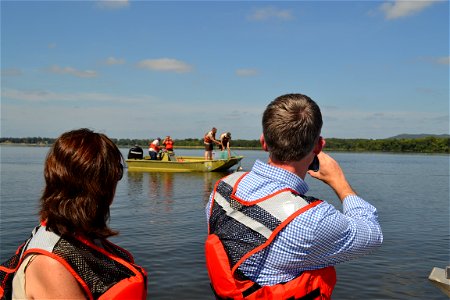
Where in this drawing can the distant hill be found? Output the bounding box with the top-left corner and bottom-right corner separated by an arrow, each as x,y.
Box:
388,134 -> 450,139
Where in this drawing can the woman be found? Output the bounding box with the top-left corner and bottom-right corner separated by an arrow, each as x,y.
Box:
162,136 -> 174,152
0,128 -> 147,299
219,132 -> 232,159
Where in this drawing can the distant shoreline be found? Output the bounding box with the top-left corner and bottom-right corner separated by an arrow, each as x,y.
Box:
1,142 -> 448,154
2,134 -> 449,154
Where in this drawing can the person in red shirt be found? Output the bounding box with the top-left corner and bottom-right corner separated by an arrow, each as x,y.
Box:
162,136 -> 174,152
148,138 -> 161,160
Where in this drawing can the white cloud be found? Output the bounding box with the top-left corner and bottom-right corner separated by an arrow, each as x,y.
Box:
322,108 -> 449,138
48,43 -> 57,49
4,90 -> 446,139
248,6 -> 293,21
104,56 -> 125,65
2,104 -> 130,139
1,68 -> 22,77
1,88 -> 263,139
380,0 -> 439,20
417,55 -> 450,66
49,65 -> 98,78
137,58 -> 193,73
436,56 -> 450,65
1,88 -> 147,105
235,68 -> 259,77
96,0 -> 129,10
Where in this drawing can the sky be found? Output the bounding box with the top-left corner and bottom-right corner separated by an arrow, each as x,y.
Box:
1,0 -> 449,140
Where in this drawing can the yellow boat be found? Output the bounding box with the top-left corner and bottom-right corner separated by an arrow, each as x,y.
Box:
126,152 -> 244,172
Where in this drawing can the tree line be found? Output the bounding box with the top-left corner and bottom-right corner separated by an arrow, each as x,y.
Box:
1,136 -> 449,153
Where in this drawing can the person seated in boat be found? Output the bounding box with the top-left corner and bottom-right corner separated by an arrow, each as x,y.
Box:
149,137 -> 161,160
204,127 -> 221,160
0,128 -> 147,300
219,132 -> 232,159
128,144 -> 144,159
162,136 -> 174,153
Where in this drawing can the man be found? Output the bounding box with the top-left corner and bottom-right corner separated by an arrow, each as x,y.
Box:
205,94 -> 383,299
204,127 -> 220,160
148,138 -> 161,160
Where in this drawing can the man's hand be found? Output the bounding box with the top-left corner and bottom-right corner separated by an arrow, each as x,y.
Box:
307,152 -> 356,202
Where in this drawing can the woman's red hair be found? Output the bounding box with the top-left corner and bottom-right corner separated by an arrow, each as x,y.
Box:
40,128 -> 123,239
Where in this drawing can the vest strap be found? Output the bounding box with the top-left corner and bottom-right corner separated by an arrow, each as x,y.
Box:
241,282 -> 262,297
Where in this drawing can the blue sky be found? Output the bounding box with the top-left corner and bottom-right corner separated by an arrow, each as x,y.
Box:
1,0 -> 448,140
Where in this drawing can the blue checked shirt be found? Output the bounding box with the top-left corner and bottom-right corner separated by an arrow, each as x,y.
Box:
206,160 -> 383,285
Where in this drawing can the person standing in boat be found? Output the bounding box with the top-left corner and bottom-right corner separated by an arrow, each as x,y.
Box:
204,127 -> 220,160
205,93 -> 383,299
149,137 -> 161,160
162,136 -> 174,153
219,132 -> 232,159
0,128 -> 147,299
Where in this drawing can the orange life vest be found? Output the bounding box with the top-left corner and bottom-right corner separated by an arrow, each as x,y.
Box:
149,141 -> 160,152
0,225 -> 147,300
204,131 -> 215,144
206,172 -> 336,300
164,139 -> 174,151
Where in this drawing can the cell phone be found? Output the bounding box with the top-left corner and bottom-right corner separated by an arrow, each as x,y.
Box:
308,155 -> 320,172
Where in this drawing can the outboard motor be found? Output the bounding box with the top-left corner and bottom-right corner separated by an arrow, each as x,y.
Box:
128,145 -> 143,159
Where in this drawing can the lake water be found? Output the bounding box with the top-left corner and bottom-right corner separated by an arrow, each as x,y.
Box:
1,146 -> 449,299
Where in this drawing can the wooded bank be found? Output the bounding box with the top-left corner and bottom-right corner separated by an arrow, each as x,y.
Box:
1,136 -> 448,153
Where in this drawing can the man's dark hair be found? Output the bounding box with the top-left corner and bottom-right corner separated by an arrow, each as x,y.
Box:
262,93 -> 323,162
40,128 -> 123,239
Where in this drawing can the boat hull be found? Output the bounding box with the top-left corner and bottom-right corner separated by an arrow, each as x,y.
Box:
429,267 -> 450,297
126,156 -> 243,172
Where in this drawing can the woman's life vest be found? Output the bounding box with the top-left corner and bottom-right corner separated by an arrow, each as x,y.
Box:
0,225 -> 147,300
206,172 -> 336,300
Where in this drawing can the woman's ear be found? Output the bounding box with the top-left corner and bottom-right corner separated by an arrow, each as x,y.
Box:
260,134 -> 269,152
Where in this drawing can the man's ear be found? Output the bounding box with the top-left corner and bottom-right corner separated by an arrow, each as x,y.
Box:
313,136 -> 325,154
260,134 -> 269,152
